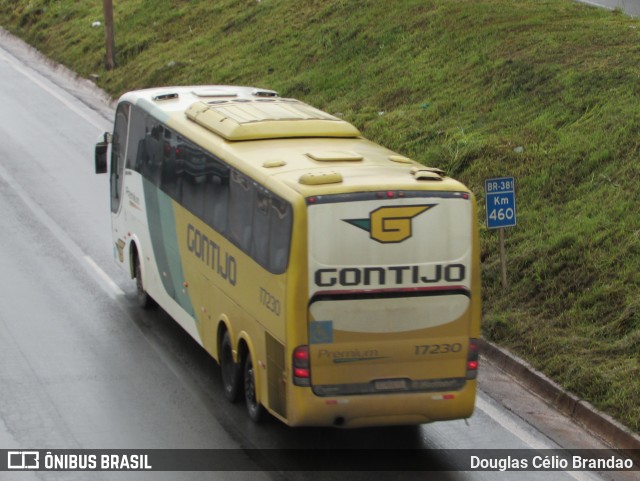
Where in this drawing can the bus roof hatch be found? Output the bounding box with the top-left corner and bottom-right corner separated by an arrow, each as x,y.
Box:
185,99 -> 361,141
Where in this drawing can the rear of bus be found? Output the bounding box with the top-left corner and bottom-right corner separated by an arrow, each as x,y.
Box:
290,182 -> 480,427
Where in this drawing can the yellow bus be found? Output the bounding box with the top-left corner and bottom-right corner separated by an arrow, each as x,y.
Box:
95,86 -> 481,428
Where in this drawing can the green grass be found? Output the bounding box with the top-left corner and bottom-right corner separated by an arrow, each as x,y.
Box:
2,0 -> 639,433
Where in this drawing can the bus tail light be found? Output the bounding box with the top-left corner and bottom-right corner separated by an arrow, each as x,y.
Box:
293,345 -> 311,387
466,338 -> 479,379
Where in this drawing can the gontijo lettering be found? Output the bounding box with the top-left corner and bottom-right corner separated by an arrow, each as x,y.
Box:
186,224 -> 237,286
314,263 -> 466,288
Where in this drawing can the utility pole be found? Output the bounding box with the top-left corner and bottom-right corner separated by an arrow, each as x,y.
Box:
103,0 -> 116,70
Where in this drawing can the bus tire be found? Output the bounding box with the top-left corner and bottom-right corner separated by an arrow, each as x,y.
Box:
134,254 -> 154,309
220,331 -> 241,402
244,352 -> 264,423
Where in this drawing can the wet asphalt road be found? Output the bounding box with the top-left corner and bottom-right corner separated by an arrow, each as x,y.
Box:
0,30 -> 629,481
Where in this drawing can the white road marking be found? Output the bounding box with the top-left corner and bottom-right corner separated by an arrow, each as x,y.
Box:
0,162 -> 123,299
83,255 -> 125,297
476,395 -> 601,481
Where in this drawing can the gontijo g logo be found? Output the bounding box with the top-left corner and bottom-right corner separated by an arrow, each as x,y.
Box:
343,204 -> 436,243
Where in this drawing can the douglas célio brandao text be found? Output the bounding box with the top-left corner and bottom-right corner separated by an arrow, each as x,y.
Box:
469,453 -> 635,471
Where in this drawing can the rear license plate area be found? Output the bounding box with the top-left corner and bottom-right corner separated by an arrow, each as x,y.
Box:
373,379 -> 408,391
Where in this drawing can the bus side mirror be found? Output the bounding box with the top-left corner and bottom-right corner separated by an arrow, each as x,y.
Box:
95,132 -> 112,174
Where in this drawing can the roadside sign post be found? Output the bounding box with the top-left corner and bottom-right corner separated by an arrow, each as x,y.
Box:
485,177 -> 516,288
103,0 -> 116,70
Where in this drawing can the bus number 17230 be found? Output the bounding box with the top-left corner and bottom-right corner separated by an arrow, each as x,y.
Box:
260,287 -> 281,316
414,343 -> 463,355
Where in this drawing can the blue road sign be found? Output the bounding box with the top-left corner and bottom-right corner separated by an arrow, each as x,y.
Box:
485,177 -> 516,229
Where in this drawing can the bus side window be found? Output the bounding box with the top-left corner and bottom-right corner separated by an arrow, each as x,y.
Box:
160,128 -> 179,198
269,196 -> 292,273
180,144 -> 207,220
202,157 -> 229,234
110,103 -> 130,213
251,188 -> 271,267
229,171 -> 255,252
249,187 -> 292,274
126,105 -> 146,173
144,118 -> 164,185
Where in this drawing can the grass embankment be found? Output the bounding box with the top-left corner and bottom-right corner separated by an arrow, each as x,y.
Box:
1,0 -> 639,432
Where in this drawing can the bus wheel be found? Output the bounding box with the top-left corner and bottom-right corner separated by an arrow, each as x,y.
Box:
220,331 -> 241,402
134,255 -> 154,309
243,353 -> 264,422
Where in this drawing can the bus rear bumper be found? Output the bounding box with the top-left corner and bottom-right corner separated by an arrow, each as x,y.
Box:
286,380 -> 477,428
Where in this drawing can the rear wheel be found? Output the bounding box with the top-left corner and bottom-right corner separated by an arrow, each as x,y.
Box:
220,331 -> 241,402
134,253 -> 154,309
244,352 -> 264,422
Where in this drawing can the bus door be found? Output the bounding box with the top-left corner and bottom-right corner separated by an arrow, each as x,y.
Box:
107,102 -> 132,266
108,102 -> 150,270
306,192 -> 474,397
110,104 -> 129,216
